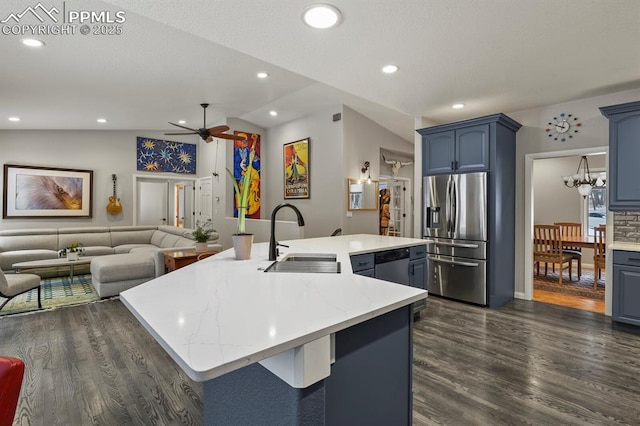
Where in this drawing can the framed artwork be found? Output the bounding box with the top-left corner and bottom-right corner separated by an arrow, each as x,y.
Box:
3,164 -> 93,218
283,138 -> 310,199
136,137 -> 197,174
232,131 -> 261,219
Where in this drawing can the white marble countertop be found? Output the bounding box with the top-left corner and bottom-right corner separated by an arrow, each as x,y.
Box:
610,241 -> 640,252
120,234 -> 428,382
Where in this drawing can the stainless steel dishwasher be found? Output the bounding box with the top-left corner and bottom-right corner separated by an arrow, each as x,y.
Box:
374,248 -> 410,285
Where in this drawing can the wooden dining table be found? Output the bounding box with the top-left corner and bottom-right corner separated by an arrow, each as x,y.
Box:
561,235 -> 596,249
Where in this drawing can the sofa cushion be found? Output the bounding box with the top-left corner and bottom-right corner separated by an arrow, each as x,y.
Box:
58,233 -> 111,251
0,234 -> 58,252
113,244 -> 156,254
0,250 -> 59,271
82,246 -> 116,256
110,229 -> 156,247
91,253 -> 155,283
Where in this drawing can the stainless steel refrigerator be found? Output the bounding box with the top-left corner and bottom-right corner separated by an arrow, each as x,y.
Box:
423,172 -> 487,305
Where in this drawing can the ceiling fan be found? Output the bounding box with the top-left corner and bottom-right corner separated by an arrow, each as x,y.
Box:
165,103 -> 247,142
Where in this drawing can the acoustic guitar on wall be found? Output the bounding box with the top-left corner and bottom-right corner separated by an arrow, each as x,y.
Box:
107,174 -> 123,215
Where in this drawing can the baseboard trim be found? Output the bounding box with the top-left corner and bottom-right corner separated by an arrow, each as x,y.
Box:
514,291 -> 527,300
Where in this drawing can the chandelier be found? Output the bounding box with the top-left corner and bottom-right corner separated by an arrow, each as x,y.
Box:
562,155 -> 606,197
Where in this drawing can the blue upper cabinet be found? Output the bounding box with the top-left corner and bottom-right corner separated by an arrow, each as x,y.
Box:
422,130 -> 455,174
418,114 -> 519,176
600,101 -> 640,211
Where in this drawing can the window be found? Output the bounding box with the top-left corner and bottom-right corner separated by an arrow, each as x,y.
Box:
584,187 -> 606,236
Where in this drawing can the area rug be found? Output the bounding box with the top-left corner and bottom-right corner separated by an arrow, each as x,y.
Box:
534,268 -> 605,300
0,274 -> 100,317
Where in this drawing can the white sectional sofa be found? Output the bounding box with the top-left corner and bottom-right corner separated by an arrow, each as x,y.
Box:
0,225 -> 222,297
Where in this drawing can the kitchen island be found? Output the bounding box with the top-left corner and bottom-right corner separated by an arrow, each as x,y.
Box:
120,234 -> 428,424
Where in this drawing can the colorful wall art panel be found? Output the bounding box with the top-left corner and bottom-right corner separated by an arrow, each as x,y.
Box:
136,137 -> 196,174
233,131 -> 261,219
283,138 -> 309,199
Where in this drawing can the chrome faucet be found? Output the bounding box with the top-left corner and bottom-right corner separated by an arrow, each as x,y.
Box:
269,203 -> 305,261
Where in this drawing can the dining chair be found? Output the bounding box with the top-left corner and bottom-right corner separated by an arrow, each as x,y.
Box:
554,222 -> 583,279
593,225 -> 606,289
533,224 -> 573,284
0,268 -> 42,312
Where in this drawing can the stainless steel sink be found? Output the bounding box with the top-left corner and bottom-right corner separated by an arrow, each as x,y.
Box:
264,253 -> 341,273
281,253 -> 337,262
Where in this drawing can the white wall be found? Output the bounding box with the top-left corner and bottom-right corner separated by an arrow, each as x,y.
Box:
0,129 -> 199,230
265,106 -> 344,238
508,87 -> 640,297
342,106 -> 415,235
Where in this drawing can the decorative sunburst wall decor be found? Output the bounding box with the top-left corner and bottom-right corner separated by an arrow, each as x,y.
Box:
136,137 -> 196,174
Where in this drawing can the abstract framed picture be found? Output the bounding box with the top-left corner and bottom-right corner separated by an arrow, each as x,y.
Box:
283,138 -> 310,199
3,164 -> 93,218
136,137 -> 197,174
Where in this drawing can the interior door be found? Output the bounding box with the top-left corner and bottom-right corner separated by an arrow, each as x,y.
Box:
197,176 -> 213,225
136,180 -> 168,225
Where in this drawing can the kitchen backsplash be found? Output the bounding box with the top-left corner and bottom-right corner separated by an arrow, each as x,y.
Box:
614,212 -> 640,243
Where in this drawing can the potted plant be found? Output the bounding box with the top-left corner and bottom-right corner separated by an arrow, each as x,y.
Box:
59,242 -> 84,261
226,138 -> 257,259
192,221 -> 215,252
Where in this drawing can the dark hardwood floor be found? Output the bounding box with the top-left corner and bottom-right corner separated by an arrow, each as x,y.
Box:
1,296 -> 639,425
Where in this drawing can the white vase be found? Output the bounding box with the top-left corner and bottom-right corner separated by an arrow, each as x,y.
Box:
195,242 -> 208,253
232,234 -> 254,260
67,252 -> 79,261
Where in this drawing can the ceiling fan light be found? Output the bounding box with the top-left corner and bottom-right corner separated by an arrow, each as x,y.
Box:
303,4 -> 341,29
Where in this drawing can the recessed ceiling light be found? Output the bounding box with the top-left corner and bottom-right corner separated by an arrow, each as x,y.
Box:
8,117 -> 21,122
97,118 -> 107,123
21,38 -> 45,47
302,4 -> 342,29
382,64 -> 398,74
257,72 -> 269,79
178,120 -> 186,124
269,110 -> 278,116
452,103 -> 465,109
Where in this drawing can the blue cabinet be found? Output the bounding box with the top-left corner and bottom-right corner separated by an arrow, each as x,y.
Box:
421,124 -> 489,175
599,101 -> 640,211
613,250 -> 640,330
350,245 -> 427,315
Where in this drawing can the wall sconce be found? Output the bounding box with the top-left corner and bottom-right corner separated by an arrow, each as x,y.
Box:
361,161 -> 372,184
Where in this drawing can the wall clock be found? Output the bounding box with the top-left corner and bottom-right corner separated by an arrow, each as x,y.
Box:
545,113 -> 581,142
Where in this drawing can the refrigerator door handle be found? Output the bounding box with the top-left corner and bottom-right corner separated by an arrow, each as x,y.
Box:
430,241 -> 480,249
445,176 -> 452,234
451,177 -> 458,236
427,255 -> 480,268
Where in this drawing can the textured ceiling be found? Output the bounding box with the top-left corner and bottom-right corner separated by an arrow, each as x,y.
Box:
2,0 -> 639,141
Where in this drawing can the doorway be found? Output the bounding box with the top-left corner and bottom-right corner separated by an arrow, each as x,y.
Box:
379,176 -> 412,237
524,147 -> 610,314
133,175 -> 196,227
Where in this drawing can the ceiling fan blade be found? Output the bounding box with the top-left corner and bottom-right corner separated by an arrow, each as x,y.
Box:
206,125 -> 230,134
211,133 -> 248,141
165,132 -> 198,135
168,122 -> 199,132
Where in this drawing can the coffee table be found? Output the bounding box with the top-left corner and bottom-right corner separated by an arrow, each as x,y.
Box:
13,257 -> 95,283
